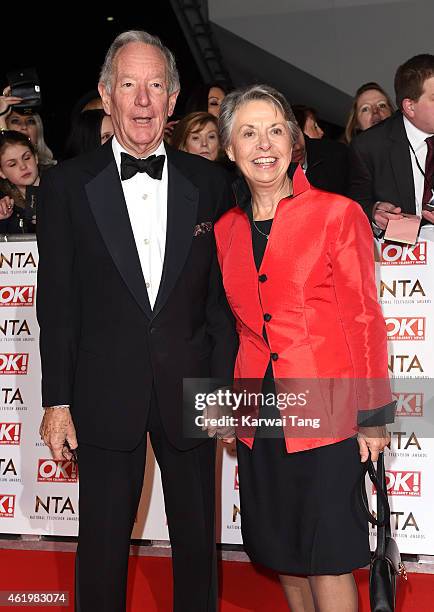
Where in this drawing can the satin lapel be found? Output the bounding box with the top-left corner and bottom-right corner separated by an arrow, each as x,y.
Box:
86,160 -> 152,319
389,115 -> 416,212
152,157 -> 198,319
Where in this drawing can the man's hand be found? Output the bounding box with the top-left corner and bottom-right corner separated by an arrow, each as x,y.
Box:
357,425 -> 390,462
0,196 -> 14,220
202,402 -> 235,440
39,407 -> 78,460
422,209 -> 434,224
373,201 -> 403,230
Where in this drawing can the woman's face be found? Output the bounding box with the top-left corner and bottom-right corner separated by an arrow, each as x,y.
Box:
6,112 -> 38,146
100,115 -> 114,145
207,87 -> 225,117
303,113 -> 324,139
0,144 -> 39,192
185,121 -> 219,161
227,100 -> 292,189
356,89 -> 392,131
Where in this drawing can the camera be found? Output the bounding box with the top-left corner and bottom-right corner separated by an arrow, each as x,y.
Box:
6,68 -> 41,111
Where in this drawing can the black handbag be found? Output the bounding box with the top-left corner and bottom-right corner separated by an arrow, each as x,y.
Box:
360,452 -> 407,611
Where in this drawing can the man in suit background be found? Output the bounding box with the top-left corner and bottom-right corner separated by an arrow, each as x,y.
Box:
348,54 -> 434,231
37,30 -> 237,612
291,130 -> 349,195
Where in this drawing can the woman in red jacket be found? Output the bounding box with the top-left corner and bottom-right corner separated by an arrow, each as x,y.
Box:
214,85 -> 395,611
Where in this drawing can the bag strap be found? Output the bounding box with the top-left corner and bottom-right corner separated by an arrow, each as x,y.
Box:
360,452 -> 392,557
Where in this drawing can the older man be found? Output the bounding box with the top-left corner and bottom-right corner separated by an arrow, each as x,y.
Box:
37,31 -> 237,612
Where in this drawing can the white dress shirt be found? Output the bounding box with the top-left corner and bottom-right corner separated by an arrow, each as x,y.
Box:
112,137 -> 168,309
403,115 -> 434,215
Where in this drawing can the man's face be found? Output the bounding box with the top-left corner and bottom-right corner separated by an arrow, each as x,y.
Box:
404,76 -> 434,134
99,42 -> 179,157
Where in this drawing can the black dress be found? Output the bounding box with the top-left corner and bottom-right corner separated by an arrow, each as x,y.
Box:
235,216 -> 371,576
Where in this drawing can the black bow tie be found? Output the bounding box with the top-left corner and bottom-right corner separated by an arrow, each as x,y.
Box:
120,152 -> 165,181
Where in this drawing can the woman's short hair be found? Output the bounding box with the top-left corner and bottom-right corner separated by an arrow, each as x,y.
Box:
344,82 -> 395,144
99,30 -> 180,95
218,84 -> 300,150
171,112 -> 218,152
0,130 -> 37,160
394,54 -> 434,110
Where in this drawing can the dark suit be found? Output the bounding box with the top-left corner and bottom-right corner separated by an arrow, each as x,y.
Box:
305,134 -> 349,196
348,111 -> 416,221
36,140 -> 237,611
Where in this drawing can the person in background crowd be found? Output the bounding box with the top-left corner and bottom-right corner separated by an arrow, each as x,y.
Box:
344,82 -> 394,144
0,130 -> 40,233
0,89 -> 56,168
37,29 -> 237,612
171,112 -> 220,161
215,84 -> 393,612
64,109 -> 114,158
349,55 -> 434,232
291,124 -> 349,195
292,105 -> 324,139
185,82 -> 228,118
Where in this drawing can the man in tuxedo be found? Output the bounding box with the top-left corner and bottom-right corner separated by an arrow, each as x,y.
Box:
291,130 -> 349,195
37,30 -> 237,612
348,54 -> 434,230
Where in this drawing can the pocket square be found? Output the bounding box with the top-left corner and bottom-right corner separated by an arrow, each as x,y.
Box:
193,221 -> 213,237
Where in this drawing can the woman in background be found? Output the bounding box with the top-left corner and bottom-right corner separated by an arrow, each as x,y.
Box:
292,105 -> 324,139
171,112 -> 220,161
0,130 -> 40,234
64,109 -> 114,158
344,82 -> 394,143
185,82 -> 229,118
0,89 -> 56,168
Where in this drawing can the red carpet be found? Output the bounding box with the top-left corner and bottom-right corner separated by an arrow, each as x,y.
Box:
0,548 -> 429,610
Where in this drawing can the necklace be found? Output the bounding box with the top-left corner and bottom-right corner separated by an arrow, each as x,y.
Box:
252,219 -> 270,239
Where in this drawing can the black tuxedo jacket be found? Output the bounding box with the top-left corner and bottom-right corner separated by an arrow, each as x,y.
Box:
348,111 -> 416,221
36,141 -> 237,451
305,134 -> 349,196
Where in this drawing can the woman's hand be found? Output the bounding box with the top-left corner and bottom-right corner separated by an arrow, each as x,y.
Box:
0,196 -> 14,220
0,86 -> 23,127
357,425 -> 390,462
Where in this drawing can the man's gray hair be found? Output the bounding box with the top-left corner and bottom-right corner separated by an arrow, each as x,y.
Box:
99,30 -> 180,94
219,84 -> 300,150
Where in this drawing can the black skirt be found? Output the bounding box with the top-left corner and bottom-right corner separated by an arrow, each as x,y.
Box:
236,434 -> 371,575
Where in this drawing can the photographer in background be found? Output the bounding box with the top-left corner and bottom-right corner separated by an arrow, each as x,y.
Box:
0,130 -> 40,234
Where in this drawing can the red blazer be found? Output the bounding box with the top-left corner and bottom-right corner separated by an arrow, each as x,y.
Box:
215,167 -> 393,453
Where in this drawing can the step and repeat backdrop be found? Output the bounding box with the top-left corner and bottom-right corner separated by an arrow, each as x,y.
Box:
0,238 -> 433,553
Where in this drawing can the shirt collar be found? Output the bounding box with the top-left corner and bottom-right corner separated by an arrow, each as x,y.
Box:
233,163 -> 310,210
112,136 -> 166,175
403,115 -> 434,151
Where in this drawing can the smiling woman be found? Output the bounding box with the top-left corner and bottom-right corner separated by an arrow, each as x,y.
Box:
215,83 -> 394,612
